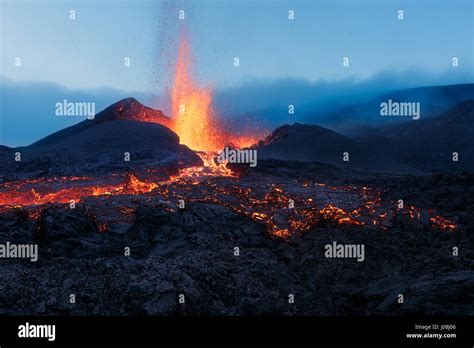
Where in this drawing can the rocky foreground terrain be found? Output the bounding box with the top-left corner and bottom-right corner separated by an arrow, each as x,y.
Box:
0,160 -> 472,315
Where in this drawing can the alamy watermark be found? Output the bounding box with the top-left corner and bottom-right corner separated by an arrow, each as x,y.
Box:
0,242 -> 38,262
324,241 -> 365,262
216,146 -> 258,167
18,322 -> 55,341
380,99 -> 420,120
55,99 -> 96,119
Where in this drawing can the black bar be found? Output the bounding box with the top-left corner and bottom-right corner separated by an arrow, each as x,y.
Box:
0,316 -> 472,346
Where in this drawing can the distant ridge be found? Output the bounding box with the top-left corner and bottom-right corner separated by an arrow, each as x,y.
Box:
315,83 -> 474,133
357,99 -> 474,171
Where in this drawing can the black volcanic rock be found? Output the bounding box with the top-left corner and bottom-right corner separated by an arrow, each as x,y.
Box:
258,123 -> 415,173
1,98 -> 201,176
27,120 -> 192,160
0,171 -> 472,315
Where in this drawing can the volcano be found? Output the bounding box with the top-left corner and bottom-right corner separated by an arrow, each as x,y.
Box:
0,30 -> 469,316
0,91 -> 470,317
0,98 -> 202,178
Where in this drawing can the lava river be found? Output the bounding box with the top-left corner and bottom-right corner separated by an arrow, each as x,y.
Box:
0,152 -> 457,238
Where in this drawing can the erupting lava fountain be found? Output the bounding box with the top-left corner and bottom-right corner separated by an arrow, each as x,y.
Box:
169,32 -> 261,152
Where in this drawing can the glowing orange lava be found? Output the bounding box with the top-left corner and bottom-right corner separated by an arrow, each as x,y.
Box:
170,32 -> 260,151
171,34 -> 217,151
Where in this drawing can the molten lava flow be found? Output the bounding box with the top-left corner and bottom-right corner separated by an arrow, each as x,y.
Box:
0,174 -> 159,206
0,171 -> 459,237
166,152 -> 236,182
